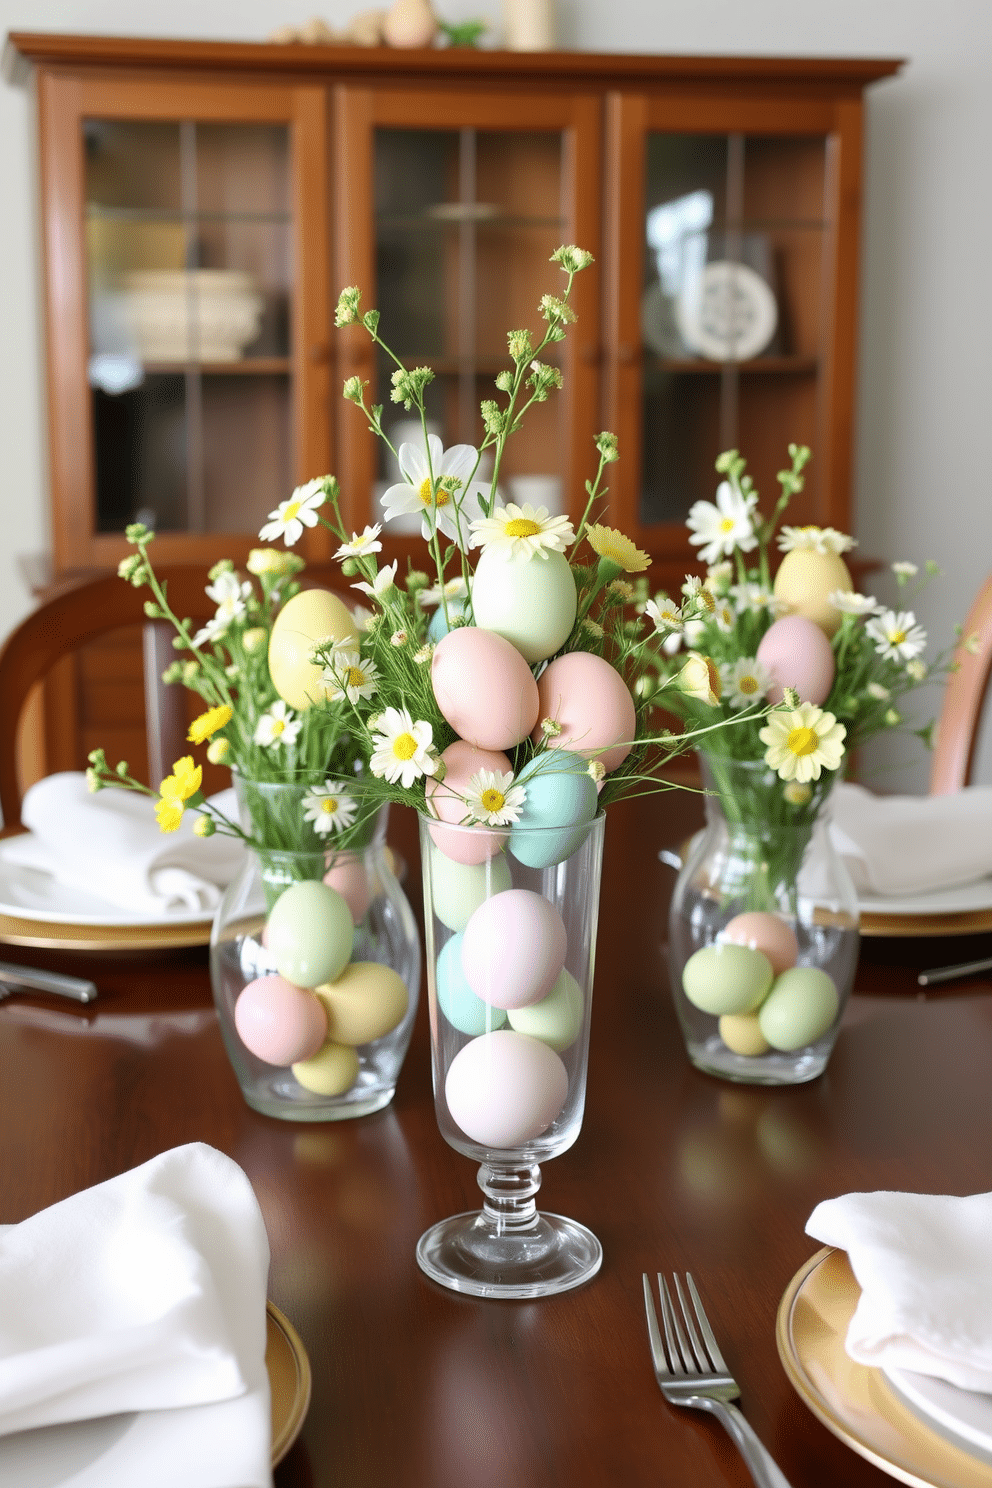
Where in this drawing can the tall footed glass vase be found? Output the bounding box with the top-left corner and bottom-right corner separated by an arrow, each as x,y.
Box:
417,810 -> 606,1299
668,753 -> 859,1086
211,778 -> 419,1121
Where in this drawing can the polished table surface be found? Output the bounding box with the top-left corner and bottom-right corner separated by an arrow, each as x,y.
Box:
2,790 -> 991,1488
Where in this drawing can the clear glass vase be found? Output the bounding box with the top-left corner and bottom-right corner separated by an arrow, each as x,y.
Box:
211,779 -> 419,1121
416,810 -> 606,1299
668,753 -> 859,1086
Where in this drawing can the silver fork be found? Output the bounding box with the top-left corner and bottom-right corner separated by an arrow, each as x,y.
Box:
642,1272 -> 794,1488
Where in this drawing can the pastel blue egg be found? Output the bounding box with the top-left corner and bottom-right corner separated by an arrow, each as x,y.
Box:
267,880 -> 354,989
509,750 -> 598,868
430,846 -> 512,932
427,598 -> 468,643
436,933 -> 508,1036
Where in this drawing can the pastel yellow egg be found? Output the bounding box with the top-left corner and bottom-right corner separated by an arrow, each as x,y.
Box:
773,548 -> 853,638
315,961 -> 408,1045
718,1013 -> 771,1057
292,1039 -> 360,1095
471,547 -> 577,664
268,588 -> 359,709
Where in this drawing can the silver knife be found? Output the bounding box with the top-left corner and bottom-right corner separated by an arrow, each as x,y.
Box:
0,960 -> 97,1002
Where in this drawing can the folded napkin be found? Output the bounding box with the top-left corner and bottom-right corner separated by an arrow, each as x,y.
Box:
828,782 -> 992,897
807,1189 -> 992,1392
3,773 -> 245,915
0,1143 -> 273,1487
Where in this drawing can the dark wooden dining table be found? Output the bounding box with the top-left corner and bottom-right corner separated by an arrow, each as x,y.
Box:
2,786 -> 991,1488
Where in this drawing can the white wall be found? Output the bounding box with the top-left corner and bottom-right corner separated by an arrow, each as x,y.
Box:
2,0 -> 990,789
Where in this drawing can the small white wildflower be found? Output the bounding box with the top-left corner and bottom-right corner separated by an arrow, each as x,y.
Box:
336,523 -> 383,560
830,590 -> 878,617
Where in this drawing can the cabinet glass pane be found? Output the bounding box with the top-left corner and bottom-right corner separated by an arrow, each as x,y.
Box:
84,119 -> 292,534
639,132 -> 827,531
373,127 -> 567,526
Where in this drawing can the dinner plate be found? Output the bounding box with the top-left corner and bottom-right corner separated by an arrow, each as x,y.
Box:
858,879 -> 992,937
885,1369 -> 992,1464
777,1247 -> 992,1487
267,1299 -> 312,1464
0,839 -> 217,928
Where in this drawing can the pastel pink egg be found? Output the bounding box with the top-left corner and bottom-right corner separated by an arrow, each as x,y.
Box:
323,853 -> 372,925
461,888 -> 566,1010
234,975 -> 328,1066
721,912 -> 799,977
756,614 -> 835,706
445,1030 -> 569,1148
533,651 -> 637,773
432,627 -> 540,751
425,740 -> 512,866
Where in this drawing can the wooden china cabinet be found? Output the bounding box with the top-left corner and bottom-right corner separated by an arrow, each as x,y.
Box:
4,34 -> 899,784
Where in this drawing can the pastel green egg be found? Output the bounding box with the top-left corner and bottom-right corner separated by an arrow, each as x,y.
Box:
758,966 -> 839,1051
509,751 -> 598,869
681,944 -> 774,1016
429,846 -> 512,932
267,880 -> 354,989
471,546 -> 577,664
507,967 -> 583,1051
436,933 -> 508,1036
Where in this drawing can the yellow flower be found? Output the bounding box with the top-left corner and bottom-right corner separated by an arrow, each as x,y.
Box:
155,797 -> 185,833
246,547 -> 303,577
585,524 -> 650,573
187,704 -> 233,745
207,737 -> 231,765
759,703 -> 846,784
676,652 -> 721,706
155,756 -> 203,833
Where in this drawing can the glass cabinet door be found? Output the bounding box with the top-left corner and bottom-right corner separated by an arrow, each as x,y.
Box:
334,90 -> 601,545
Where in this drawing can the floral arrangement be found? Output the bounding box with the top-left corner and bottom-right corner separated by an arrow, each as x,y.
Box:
90,244 -> 744,853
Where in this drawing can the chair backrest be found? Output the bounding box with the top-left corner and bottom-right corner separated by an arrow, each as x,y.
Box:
930,573 -> 992,794
0,566 -> 214,828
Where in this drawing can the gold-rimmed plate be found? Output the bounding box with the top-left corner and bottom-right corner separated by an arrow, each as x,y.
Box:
776,1247 -> 992,1487
267,1300 -> 312,1465
0,911 -> 212,951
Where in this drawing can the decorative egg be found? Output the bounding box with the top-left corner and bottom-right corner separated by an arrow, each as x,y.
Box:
267,880 -> 354,988
533,652 -> 636,773
427,596 -> 468,643
323,853 -> 372,925
428,846 -> 512,932
444,1030 -> 569,1148
718,1013 -> 771,1058
461,889 -> 566,1010
758,967 -> 839,1051
431,627 -> 539,750
681,943 -> 774,1016
471,547 -> 577,664
507,968 -> 583,1051
268,588 -> 359,709
425,740 -> 513,866
720,912 -> 798,977
436,933 -> 508,1036
234,975 -> 327,1066
756,614 -> 835,705
509,751 -> 598,869
315,961 -> 408,1045
773,548 -> 853,638
292,1039 -> 360,1096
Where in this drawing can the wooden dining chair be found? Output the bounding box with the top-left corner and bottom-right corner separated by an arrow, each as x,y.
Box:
929,573 -> 992,794
0,566 -> 215,829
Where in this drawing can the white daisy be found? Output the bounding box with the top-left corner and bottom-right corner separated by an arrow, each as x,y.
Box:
369,707 -> 439,788
322,651 -> 379,705
303,784 -> 359,837
645,596 -> 683,633
830,590 -> 878,616
192,612 -> 233,648
865,608 -> 927,662
351,560 -> 398,600
720,656 -> 773,711
463,769 -> 526,826
254,700 -> 302,748
418,575 -> 470,609
469,502 -> 574,560
759,703 -> 846,783
205,569 -> 252,620
258,478 -> 326,546
336,524 -> 383,560
712,599 -> 737,633
777,525 -> 856,555
729,582 -> 785,616
686,480 -> 758,565
381,435 -> 488,550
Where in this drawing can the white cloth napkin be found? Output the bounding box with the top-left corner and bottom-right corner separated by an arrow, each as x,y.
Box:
0,1143 -> 273,1488
806,1189 -> 992,1393
3,773 -> 245,916
828,781 -> 992,896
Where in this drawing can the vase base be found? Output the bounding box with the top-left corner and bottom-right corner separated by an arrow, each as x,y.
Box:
686,1033 -> 830,1086
416,1210 -> 602,1299
242,1077 -> 396,1123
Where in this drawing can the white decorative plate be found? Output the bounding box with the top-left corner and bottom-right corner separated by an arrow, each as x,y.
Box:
675,260 -> 778,361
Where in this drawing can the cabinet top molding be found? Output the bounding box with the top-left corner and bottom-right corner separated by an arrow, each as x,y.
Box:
3,32 -> 902,92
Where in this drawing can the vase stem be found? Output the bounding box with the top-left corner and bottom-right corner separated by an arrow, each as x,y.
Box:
477,1162 -> 542,1234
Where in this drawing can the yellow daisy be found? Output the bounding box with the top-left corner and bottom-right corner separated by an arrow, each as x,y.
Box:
187,704 -> 233,745
155,755 -> 203,833
584,524 -> 650,573
759,703 -> 846,784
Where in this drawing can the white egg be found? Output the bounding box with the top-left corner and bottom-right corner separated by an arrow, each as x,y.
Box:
444,1030 -> 568,1148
